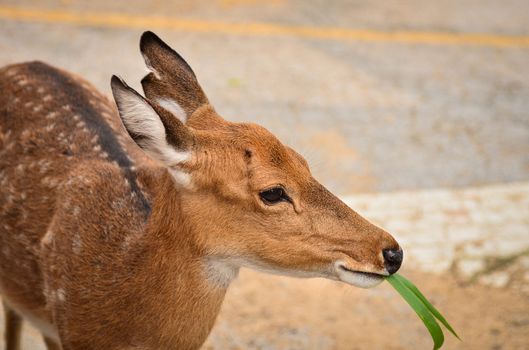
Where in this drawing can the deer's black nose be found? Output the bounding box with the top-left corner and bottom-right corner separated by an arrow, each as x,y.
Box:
383,248 -> 403,274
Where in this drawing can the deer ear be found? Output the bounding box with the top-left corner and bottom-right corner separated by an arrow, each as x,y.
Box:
140,31 -> 209,124
110,75 -> 192,170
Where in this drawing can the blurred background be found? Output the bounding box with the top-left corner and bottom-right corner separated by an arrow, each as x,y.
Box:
0,0 -> 528,349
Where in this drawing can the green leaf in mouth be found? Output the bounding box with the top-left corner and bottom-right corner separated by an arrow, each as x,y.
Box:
393,274 -> 460,340
386,273 -> 460,349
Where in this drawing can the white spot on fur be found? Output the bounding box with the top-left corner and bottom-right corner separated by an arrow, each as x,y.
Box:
62,105 -> 71,111
155,98 -> 187,123
112,198 -> 126,210
43,94 -> 52,102
41,230 -> 54,245
93,145 -> 101,152
37,87 -> 45,94
46,111 -> 58,119
37,159 -> 50,171
56,289 -> 66,302
24,101 -> 34,108
17,79 -> 28,86
5,69 -> 17,77
100,151 -> 108,159
72,234 -> 82,254
121,231 -> 144,251
76,121 -> 86,128
45,123 -> 55,132
33,104 -> 43,112
41,176 -> 57,187
72,206 -> 80,216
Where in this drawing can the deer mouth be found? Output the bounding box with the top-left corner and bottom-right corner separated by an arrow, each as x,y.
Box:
335,263 -> 386,289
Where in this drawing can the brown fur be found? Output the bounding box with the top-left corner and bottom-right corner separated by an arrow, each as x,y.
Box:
0,33 -> 400,350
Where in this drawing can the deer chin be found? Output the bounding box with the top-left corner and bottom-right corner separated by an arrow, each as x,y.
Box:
334,262 -> 386,289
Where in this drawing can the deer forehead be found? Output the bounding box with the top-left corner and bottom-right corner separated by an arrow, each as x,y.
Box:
191,123 -> 311,189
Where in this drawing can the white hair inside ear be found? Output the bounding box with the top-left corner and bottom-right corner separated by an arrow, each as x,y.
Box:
111,78 -> 191,186
155,98 -> 187,123
142,53 -> 161,80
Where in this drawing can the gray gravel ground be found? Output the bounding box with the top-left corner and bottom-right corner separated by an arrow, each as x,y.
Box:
1,0 -> 528,194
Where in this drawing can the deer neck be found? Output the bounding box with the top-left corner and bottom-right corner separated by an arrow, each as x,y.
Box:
133,169 -> 234,348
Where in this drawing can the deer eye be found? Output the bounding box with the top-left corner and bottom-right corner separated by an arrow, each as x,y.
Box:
259,187 -> 289,205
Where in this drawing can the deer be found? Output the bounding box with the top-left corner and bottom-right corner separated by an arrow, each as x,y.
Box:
0,31 -> 403,350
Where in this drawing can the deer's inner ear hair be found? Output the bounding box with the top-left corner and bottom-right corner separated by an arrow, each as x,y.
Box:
110,75 -> 191,170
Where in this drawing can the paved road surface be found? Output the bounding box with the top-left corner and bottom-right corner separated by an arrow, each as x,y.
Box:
0,0 -> 528,194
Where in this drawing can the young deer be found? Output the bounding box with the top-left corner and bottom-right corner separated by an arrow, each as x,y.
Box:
0,31 -> 403,349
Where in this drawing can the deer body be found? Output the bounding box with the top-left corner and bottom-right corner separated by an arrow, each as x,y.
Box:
0,61 -> 227,349
0,32 -> 402,349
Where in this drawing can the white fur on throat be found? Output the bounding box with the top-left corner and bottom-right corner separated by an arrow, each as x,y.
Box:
203,258 -> 240,288
114,87 -> 191,186
205,256 -> 328,288
156,98 -> 187,123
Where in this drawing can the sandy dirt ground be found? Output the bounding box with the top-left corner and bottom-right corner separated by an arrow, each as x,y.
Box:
204,269 -> 528,350
0,0 -> 528,349
3,267 -> 529,349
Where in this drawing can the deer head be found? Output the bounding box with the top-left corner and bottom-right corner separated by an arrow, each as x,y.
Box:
110,31 -> 402,289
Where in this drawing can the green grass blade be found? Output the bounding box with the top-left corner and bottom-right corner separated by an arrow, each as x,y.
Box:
387,275 -> 445,350
393,274 -> 460,340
